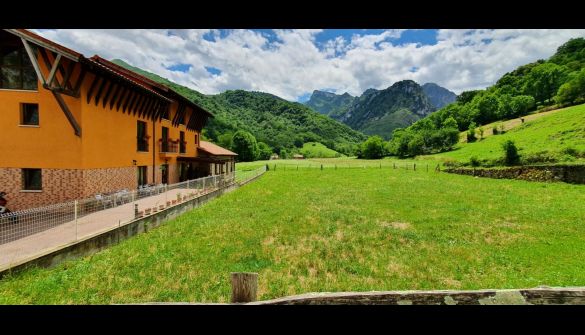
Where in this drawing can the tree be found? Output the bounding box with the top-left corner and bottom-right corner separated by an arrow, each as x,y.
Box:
257,142 -> 273,160
555,68 -> 585,105
502,140 -> 521,166
360,136 -> 386,159
217,132 -> 233,150
523,63 -> 568,104
467,122 -> 477,143
231,130 -> 259,162
442,116 -> 458,130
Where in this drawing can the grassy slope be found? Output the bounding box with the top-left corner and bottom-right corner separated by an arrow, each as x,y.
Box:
299,142 -> 344,158
427,104 -> 585,164
1,169 -> 584,303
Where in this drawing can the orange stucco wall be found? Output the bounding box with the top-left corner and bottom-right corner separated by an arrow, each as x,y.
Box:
1,60 -> 202,178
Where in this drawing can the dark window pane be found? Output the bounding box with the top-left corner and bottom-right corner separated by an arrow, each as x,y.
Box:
1,48 -> 20,66
137,121 -> 148,151
23,169 -> 42,190
1,67 -> 20,89
21,103 -> 39,125
22,66 -> 38,90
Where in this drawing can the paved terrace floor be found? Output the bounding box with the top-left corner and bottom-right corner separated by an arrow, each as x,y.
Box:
0,187 -> 216,272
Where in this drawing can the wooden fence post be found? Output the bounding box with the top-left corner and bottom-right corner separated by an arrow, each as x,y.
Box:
231,272 -> 258,303
414,163 -> 416,171
321,164 -> 323,171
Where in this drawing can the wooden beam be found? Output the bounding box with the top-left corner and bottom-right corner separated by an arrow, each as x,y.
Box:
21,38 -> 45,85
62,61 -> 76,91
127,91 -> 140,114
109,83 -> 122,110
130,93 -> 143,115
46,53 -> 62,87
86,75 -> 101,104
135,95 -> 145,117
149,100 -> 160,121
73,67 -> 86,97
94,78 -> 109,106
101,81 -> 116,108
39,48 -> 61,87
139,96 -> 153,118
122,88 -> 136,114
51,90 -> 81,137
116,86 -> 129,111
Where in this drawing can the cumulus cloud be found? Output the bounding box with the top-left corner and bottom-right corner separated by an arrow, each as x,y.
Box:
34,29 -> 585,101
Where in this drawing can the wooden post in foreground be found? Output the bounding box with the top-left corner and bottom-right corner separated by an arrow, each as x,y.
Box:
231,272 -> 258,303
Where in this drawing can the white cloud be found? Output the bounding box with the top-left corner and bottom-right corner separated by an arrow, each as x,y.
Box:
33,29 -> 585,101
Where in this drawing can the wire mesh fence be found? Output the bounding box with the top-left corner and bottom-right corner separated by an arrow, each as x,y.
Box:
0,167 -> 264,247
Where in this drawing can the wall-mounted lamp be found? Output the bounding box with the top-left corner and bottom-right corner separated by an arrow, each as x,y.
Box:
132,160 -> 137,166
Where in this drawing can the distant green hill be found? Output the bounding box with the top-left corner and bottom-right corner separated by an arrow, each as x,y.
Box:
111,59 -> 367,155
430,103 -> 585,165
299,142 -> 344,158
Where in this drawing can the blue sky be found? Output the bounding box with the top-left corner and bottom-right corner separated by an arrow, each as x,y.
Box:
36,29 -> 585,101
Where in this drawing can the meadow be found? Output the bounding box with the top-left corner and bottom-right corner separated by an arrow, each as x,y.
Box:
1,167 -> 584,304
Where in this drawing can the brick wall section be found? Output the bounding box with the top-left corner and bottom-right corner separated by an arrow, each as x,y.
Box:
0,168 -> 83,211
82,167 -> 136,197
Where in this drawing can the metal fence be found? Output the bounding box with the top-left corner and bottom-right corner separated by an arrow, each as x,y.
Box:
0,168 -> 264,246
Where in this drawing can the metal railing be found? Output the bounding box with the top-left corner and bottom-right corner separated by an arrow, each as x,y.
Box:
160,140 -> 178,153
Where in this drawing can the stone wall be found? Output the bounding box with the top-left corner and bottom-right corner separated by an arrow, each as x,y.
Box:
445,165 -> 585,184
248,288 -> 585,305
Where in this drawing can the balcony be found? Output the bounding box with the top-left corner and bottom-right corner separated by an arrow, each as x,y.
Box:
159,139 -> 178,154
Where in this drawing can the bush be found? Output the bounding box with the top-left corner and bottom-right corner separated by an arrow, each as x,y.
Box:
467,122 -> 477,142
562,146 -> 579,157
502,140 -> 521,166
469,156 -> 481,167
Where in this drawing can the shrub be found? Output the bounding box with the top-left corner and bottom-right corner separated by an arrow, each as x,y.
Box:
469,156 -> 481,167
502,140 -> 521,166
467,122 -> 477,143
562,146 -> 579,157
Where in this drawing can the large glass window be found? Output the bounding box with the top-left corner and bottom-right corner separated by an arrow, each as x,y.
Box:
0,44 -> 38,90
180,131 -> 186,153
21,103 -> 39,125
137,121 -> 148,151
22,168 -> 42,190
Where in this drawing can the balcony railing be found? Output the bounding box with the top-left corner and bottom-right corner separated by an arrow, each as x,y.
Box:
160,140 -> 178,153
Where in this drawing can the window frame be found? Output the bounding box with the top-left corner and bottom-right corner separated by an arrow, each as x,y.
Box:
22,168 -> 42,191
20,103 -> 39,126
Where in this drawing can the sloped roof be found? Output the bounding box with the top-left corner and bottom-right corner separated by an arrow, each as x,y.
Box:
199,141 -> 238,156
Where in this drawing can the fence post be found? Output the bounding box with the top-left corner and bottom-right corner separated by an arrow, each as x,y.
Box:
414,163 -> 416,171
380,163 -> 381,169
393,162 -> 396,169
231,272 -> 258,303
426,164 -> 428,172
74,200 -> 78,240
335,164 -> 337,170
321,164 -> 323,171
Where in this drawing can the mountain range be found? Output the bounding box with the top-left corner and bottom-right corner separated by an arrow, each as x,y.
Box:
305,81 -> 456,139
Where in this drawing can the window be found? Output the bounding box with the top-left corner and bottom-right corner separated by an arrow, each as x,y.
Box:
180,131 -> 185,153
0,44 -> 38,90
22,168 -> 42,190
20,103 -> 39,125
194,134 -> 199,147
137,166 -> 147,186
137,121 -> 148,151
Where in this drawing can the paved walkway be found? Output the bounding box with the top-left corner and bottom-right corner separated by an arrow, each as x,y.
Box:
0,187 -> 217,271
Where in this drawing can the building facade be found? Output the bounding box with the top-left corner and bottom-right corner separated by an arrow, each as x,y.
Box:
0,29 -> 235,211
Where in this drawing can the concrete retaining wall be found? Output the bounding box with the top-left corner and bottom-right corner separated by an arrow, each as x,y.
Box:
445,164 -> 585,184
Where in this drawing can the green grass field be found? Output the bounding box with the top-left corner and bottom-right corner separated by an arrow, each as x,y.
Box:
299,142 -> 344,158
427,104 -> 585,165
1,168 -> 584,304
237,157 -> 423,171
